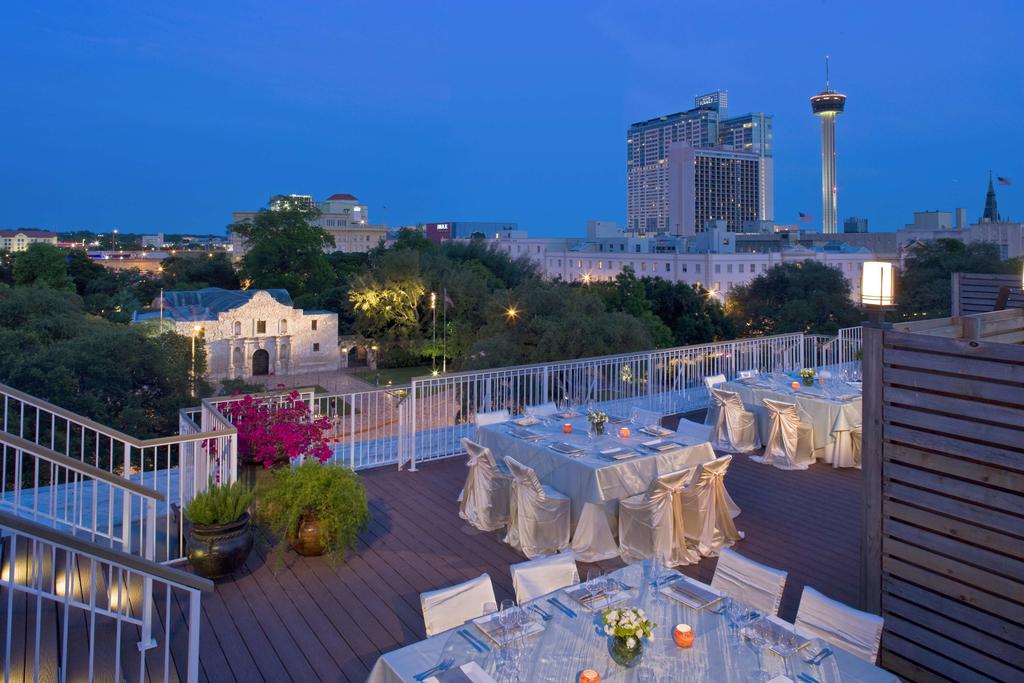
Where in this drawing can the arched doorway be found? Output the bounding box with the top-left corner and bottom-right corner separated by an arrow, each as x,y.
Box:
347,345 -> 368,367
252,349 -> 270,376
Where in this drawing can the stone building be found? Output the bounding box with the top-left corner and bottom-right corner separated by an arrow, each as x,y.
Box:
133,288 -> 339,380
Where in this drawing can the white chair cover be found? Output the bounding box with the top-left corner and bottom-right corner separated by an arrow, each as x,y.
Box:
526,402 -> 558,417
503,456 -> 571,559
754,399 -> 814,470
618,464 -> 701,566
708,388 -> 760,453
795,586 -> 884,663
475,409 -> 510,428
711,548 -> 788,616
457,438 -> 512,532
681,455 -> 744,557
420,573 -> 496,637
704,374 -> 727,391
510,551 -> 580,604
674,418 -> 713,445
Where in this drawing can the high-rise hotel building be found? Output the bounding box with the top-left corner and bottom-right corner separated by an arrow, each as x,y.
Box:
627,92 -> 773,235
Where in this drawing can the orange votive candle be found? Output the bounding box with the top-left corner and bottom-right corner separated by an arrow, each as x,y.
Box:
618,426 -> 631,438
674,623 -> 694,648
579,670 -> 600,683
790,381 -> 801,391
563,423 -> 573,434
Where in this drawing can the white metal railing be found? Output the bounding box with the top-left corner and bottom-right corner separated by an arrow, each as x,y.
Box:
0,382 -> 237,564
0,509 -> 212,683
398,332 -> 808,469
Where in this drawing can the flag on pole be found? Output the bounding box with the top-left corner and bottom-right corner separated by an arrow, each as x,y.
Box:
443,289 -> 453,308
997,176 -> 1012,186
798,212 -> 813,223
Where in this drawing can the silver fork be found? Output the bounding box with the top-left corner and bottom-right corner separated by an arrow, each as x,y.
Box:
414,657 -> 455,681
529,604 -> 553,620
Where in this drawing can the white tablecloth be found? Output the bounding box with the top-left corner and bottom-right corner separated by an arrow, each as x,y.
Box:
476,417 -> 715,560
722,375 -> 862,466
367,564 -> 898,683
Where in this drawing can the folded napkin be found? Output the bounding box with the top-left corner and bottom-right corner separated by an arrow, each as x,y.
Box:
514,416 -> 540,427
508,427 -> 542,440
766,677 -> 794,683
426,662 -> 496,683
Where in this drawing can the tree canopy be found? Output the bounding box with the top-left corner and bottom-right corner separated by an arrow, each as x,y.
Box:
897,239 -> 1021,319
0,287 -> 203,436
726,260 -> 862,336
231,200 -> 334,298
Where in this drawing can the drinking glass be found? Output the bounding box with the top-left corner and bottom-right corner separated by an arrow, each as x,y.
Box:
586,569 -> 603,604
499,599 -> 517,639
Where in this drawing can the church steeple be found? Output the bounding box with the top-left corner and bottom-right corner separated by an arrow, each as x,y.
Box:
982,171 -> 1001,223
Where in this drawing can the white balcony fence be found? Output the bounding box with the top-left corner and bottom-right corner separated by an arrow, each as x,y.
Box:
0,383 -> 237,564
0,509 -> 212,683
294,328 -> 863,471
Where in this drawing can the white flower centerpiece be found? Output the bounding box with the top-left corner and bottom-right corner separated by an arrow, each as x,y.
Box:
799,368 -> 817,386
587,409 -> 609,435
603,606 -> 655,667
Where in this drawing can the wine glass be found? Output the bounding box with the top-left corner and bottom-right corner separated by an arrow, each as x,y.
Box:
499,599 -> 517,640
586,569 -> 603,605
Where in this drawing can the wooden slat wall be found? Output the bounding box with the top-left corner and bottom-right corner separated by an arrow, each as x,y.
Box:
876,328 -> 1024,682
952,272 -> 1024,316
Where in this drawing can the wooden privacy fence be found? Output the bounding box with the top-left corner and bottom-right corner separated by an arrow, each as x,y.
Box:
860,308 -> 1024,682
951,272 -> 1024,316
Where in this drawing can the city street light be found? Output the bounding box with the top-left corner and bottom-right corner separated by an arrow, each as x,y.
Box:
191,324 -> 204,397
861,261 -> 894,325
505,306 -> 519,321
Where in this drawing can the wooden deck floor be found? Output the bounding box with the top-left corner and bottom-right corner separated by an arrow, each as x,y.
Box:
3,416 -> 866,682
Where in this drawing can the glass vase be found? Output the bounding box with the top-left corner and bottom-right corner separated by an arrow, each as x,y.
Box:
608,636 -> 643,668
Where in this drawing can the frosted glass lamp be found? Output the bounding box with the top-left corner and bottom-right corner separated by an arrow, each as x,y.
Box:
861,262 -> 894,307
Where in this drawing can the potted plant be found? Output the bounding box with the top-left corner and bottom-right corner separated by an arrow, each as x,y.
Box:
257,461 -> 369,559
221,391 -> 334,488
183,481 -> 255,579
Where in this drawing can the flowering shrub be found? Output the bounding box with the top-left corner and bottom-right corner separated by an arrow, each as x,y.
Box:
222,392 -> 333,469
602,607 -> 655,651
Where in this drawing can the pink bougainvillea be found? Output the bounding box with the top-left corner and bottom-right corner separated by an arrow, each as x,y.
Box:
221,392 -> 333,469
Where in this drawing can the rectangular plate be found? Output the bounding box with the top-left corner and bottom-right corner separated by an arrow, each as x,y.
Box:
599,448 -> 637,461
514,416 -> 540,427
661,580 -> 723,610
741,619 -> 813,657
554,411 -> 580,419
550,441 -> 584,454
641,439 -> 679,452
565,584 -> 633,611
607,415 -> 628,424
508,427 -> 542,440
472,613 -> 545,646
640,425 -> 673,437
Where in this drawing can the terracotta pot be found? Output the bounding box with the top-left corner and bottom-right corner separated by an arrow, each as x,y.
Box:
290,512 -> 329,556
186,512 -> 254,579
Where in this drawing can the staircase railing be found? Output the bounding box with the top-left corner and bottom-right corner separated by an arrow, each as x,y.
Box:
0,382 -> 237,563
0,509 -> 212,683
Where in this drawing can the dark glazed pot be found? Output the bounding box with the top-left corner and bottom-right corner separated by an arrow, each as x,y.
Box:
290,512 -> 328,557
186,512 -> 254,579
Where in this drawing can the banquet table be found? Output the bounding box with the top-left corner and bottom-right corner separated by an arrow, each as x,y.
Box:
367,563 -> 898,683
721,374 -> 862,467
476,414 -> 715,560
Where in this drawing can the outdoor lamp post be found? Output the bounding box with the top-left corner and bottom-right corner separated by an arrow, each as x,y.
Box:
861,261 -> 894,325
191,324 -> 203,397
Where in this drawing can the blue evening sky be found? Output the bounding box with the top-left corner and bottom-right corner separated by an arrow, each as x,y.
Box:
1,1 -> 1021,236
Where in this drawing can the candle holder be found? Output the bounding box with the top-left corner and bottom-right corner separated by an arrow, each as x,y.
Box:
790,381 -> 801,391
579,670 -> 600,683
618,426 -> 631,439
673,624 -> 694,648
563,423 -> 573,434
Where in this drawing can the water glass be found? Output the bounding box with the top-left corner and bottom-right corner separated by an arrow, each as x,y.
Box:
499,599 -> 517,638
